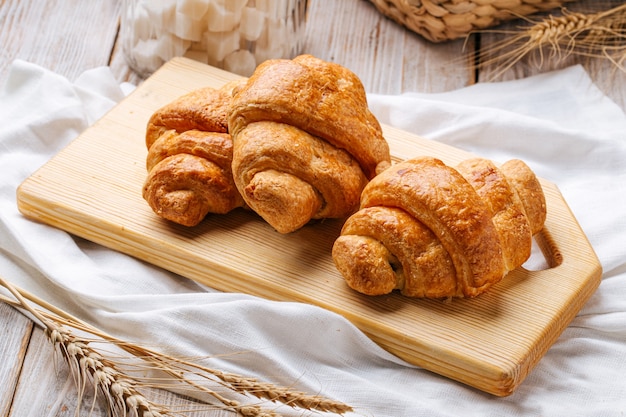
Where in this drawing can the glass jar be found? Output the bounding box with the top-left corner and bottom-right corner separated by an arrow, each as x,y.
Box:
120,0 -> 308,78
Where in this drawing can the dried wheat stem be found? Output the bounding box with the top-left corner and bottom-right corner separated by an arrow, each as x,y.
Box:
64,317 -> 352,415
469,3 -> 626,79
38,309 -> 286,417
210,370 -> 353,414
528,12 -> 594,45
0,277 -> 353,416
47,325 -> 174,417
0,282 -> 280,417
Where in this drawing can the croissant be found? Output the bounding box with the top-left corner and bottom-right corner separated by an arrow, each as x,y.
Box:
332,156 -> 547,298
145,82 -> 238,148
142,82 -> 246,226
228,54 -> 391,234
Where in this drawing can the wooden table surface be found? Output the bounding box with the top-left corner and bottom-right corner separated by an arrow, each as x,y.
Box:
1,0 -> 624,415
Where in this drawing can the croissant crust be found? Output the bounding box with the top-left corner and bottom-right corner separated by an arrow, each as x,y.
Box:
142,83 -> 246,226
332,156 -> 547,298
146,86 -> 233,149
228,55 -> 391,233
231,121 -> 368,233
229,54 -> 391,179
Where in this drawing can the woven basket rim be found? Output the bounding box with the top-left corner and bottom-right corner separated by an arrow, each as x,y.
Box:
368,0 -> 577,42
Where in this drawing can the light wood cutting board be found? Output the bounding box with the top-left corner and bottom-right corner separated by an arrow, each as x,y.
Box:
16,57 -> 602,397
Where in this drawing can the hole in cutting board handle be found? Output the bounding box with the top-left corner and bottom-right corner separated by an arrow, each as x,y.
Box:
522,227 -> 563,271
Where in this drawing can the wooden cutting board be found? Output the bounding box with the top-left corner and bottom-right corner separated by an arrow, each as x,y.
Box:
16,57 -> 602,397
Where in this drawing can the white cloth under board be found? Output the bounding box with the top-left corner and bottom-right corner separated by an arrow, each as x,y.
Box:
1,59 -> 626,416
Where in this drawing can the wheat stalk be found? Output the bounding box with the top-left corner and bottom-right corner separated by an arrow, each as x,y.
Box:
469,3 -> 626,79
0,276 -> 353,417
48,326 -> 175,417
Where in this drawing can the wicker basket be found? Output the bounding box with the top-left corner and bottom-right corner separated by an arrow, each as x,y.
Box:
368,0 -> 576,42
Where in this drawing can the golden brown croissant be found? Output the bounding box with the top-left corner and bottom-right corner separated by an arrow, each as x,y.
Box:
145,83 -> 237,148
228,54 -> 391,233
142,83 -> 246,226
332,156 -> 547,298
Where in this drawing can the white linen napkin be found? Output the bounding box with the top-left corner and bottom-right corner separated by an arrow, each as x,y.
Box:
1,59 -> 625,416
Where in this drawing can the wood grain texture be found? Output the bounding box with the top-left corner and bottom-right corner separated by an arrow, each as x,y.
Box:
0,0 -> 121,86
15,57 -> 602,396
302,0 -> 474,94
0,304 -> 32,417
9,327 -> 87,417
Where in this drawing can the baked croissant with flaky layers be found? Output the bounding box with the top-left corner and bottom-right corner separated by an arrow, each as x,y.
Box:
142,83 -> 246,226
332,156 -> 547,298
228,54 -> 391,234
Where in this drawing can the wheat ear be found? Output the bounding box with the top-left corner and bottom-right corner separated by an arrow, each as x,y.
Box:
0,276 -> 353,417
49,325 -> 177,417
0,278 -> 175,416
469,3 -> 626,79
